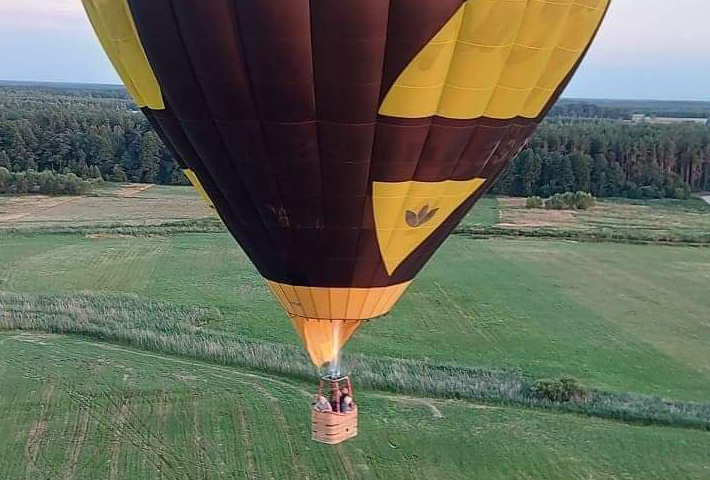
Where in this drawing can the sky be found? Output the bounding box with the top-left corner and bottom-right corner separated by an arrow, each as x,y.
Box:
0,0 -> 708,101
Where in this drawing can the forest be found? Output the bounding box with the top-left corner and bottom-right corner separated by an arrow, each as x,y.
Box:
1,83 -> 709,199
491,118 -> 707,199
0,83 -> 185,186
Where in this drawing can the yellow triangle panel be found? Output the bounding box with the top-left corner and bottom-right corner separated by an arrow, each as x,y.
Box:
379,0 -> 610,120
373,178 -> 485,275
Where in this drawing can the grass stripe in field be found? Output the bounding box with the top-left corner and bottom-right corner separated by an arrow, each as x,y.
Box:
1,291 -> 709,432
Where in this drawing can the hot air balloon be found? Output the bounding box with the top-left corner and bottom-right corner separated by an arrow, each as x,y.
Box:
83,0 -> 610,444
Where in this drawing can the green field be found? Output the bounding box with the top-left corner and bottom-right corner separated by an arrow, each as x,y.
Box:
1,185 -> 709,478
2,229 -> 709,401
1,333 -> 709,480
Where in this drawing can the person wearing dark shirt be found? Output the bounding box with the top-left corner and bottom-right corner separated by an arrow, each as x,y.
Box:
340,387 -> 352,413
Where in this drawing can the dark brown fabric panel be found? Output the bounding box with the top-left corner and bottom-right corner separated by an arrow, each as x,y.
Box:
143,107 -> 283,278
413,123 -> 477,181
450,124 -> 510,180
169,0 -> 257,122
231,0 -> 325,285
234,0 -> 315,123
148,105 -> 206,176
370,116 -> 538,183
311,0 -> 389,125
371,120 -> 431,182
309,0 -> 390,287
128,0 -> 291,281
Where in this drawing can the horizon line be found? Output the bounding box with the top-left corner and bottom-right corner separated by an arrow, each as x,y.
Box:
1,79 -> 708,105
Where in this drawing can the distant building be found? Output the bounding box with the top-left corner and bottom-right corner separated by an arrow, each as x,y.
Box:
630,114 -> 708,126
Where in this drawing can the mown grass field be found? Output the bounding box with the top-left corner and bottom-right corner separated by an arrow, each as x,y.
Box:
1,190 -> 709,401
0,183 -> 212,228
496,196 -> 710,233
1,332 -> 709,480
462,195 -> 710,245
1,185 -> 709,478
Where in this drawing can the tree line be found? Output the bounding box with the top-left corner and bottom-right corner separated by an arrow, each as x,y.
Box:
1,85 -> 709,199
551,99 -> 710,120
0,85 -> 186,186
492,118 -> 708,199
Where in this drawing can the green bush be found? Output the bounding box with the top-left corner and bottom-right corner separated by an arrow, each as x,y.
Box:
574,191 -> 596,210
640,186 -> 663,199
544,193 -> 570,210
0,169 -> 96,196
674,186 -> 691,200
0,167 -> 9,192
543,191 -> 596,210
624,182 -> 642,199
531,377 -> 588,403
525,196 -> 544,208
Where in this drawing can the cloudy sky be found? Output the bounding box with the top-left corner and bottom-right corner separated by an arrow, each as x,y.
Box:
0,0 -> 708,101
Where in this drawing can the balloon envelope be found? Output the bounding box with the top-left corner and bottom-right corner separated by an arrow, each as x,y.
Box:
83,0 -> 610,366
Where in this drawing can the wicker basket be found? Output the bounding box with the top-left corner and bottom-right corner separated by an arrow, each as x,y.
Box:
312,406 -> 358,444
311,375 -> 358,445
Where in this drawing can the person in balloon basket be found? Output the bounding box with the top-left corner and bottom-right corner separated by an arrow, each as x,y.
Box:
329,388 -> 341,412
314,395 -> 332,412
339,388 -> 353,414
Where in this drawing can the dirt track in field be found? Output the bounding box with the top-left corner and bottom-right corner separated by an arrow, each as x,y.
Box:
116,184 -> 154,198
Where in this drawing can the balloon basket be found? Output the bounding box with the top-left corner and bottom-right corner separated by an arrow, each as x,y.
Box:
311,376 -> 358,445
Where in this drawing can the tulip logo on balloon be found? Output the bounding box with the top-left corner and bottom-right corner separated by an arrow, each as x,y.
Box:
406,206 -> 439,228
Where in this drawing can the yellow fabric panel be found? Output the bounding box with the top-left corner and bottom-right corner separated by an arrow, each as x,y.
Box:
378,6 -> 465,118
359,288 -> 390,319
559,2 -> 610,51
267,281 -> 291,312
372,178 -> 486,275
81,0 -> 164,110
344,289 -> 371,320
82,0 -> 140,104
267,281 -> 412,366
309,288 -> 332,319
290,319 -> 363,367
514,0 -> 573,50
379,0 -> 609,120
531,1 -> 608,93
267,282 -> 412,320
458,0 -> 528,47
182,169 -> 216,210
